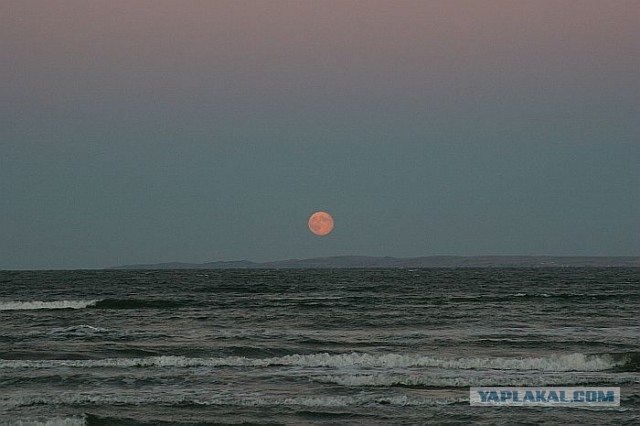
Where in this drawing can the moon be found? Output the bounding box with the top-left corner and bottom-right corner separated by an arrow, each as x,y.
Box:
308,211 -> 334,236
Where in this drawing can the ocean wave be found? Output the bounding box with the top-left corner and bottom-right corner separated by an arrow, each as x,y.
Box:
315,373 -> 640,388
0,298 -> 185,311
1,352 -> 635,372
0,300 -> 97,311
46,325 -> 110,338
0,416 -> 87,426
4,293 -> 629,312
450,293 -> 639,302
0,393 -> 464,409
90,299 -> 186,309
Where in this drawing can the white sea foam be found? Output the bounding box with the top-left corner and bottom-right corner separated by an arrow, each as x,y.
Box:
48,325 -> 108,334
0,300 -> 97,311
315,373 -> 640,388
0,393 -> 463,409
192,394 -> 461,407
512,293 -> 551,297
45,325 -> 110,338
0,352 -> 623,371
0,416 -> 87,426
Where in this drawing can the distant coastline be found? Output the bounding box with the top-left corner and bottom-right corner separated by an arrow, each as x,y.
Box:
110,256 -> 639,269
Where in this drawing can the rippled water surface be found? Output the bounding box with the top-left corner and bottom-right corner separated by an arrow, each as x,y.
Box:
0,268 -> 638,425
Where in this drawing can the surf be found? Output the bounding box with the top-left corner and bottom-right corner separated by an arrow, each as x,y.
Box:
1,352 -> 635,372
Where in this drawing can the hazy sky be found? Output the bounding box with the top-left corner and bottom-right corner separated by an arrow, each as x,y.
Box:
1,0 -> 639,269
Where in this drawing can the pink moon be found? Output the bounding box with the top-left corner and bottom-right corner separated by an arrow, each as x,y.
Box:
308,211 -> 334,236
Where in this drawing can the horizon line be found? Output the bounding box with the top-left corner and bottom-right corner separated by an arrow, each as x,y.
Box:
3,254 -> 638,271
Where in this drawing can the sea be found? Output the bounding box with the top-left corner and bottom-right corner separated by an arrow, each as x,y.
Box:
0,268 -> 638,425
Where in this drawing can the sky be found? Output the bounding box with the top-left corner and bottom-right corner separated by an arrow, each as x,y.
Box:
1,0 -> 639,269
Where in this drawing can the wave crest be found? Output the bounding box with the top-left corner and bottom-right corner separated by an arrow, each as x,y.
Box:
0,416 -> 87,426
0,298 -> 185,311
315,373 -> 640,388
1,352 -> 634,372
0,300 -> 97,311
1,393 -> 463,409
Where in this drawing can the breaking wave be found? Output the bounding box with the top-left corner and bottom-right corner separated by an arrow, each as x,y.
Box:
0,300 -> 97,311
90,299 -> 186,309
315,373 -> 640,388
1,352 -> 636,372
0,299 -> 185,311
0,416 -> 87,426
0,393 -> 464,409
46,325 -> 110,338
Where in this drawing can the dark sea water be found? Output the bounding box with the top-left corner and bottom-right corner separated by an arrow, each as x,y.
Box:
0,268 -> 638,425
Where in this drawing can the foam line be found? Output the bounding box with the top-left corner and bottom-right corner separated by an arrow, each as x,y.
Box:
0,352 -> 625,371
0,300 -> 97,311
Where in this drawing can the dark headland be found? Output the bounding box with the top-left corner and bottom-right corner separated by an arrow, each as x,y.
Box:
111,256 -> 639,269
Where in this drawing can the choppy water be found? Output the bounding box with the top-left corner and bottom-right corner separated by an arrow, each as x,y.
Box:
0,268 -> 638,425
